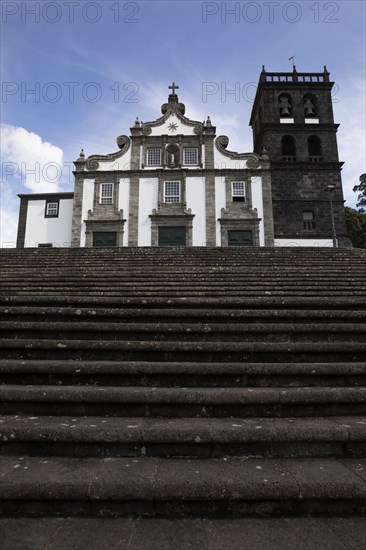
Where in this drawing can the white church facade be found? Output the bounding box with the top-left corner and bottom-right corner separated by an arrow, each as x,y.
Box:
16,69 -> 350,248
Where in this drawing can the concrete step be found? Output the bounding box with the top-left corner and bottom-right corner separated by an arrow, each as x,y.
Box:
1,385 -> 365,417
1,360 -> 364,388
1,456 -> 366,517
1,517 -> 366,550
1,415 -> 365,459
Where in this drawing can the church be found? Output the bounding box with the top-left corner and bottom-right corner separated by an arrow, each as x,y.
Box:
16,67 -> 350,248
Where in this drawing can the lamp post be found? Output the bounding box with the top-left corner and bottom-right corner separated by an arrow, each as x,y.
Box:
324,184 -> 338,247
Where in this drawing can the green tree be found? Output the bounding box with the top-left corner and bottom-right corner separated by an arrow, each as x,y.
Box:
345,207 -> 366,248
353,173 -> 366,213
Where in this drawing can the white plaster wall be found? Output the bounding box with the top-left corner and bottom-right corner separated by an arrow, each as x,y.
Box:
138,178 -> 159,246
215,175 -> 226,245
213,149 -> 249,170
24,199 -> 73,247
275,239 -> 333,247
186,176 -> 206,246
119,177 -> 130,247
80,179 -> 95,247
94,149 -> 132,171
250,176 -> 264,246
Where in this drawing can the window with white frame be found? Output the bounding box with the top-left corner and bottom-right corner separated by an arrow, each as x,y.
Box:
147,148 -> 162,166
183,147 -> 198,165
45,202 -> 59,217
164,181 -> 181,203
232,181 -> 245,202
100,183 -> 113,204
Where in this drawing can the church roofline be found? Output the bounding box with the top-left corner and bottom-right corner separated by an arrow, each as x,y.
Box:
18,192 -> 74,199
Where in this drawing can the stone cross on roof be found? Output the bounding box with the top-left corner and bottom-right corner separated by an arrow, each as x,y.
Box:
169,82 -> 179,94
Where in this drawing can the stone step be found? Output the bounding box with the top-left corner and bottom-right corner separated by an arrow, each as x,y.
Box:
1,415 -> 365,459
1,385 -> 365,417
1,456 -> 365,517
1,305 -> 365,322
1,361 -> 364,387
4,290 -> 365,299
2,270 -> 366,278
1,338 -> 364,363
0,358 -> 364,378
1,517 -> 366,550
1,321 -> 365,343
2,295 -> 366,308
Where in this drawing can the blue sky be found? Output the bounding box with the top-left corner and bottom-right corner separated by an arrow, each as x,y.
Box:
1,0 -> 365,245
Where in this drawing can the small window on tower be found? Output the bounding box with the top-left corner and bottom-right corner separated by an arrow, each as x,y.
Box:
308,136 -> 323,161
45,200 -> 59,218
232,181 -> 245,202
281,136 -> 297,160
303,211 -> 316,230
100,183 -> 113,204
147,148 -> 162,166
183,148 -> 198,165
164,181 -> 181,203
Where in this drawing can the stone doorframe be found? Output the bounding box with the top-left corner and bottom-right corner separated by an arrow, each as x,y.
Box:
149,210 -> 195,247
219,217 -> 261,247
84,219 -> 126,247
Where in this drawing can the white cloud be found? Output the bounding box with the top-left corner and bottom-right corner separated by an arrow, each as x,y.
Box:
1,124 -> 64,194
1,125 -> 64,246
333,78 -> 366,208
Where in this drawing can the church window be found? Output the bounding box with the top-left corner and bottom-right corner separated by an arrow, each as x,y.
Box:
164,181 -> 181,203
183,147 -> 198,165
147,148 -> 162,166
281,136 -> 296,160
303,211 -> 316,230
100,183 -> 113,204
232,181 -> 245,202
45,200 -> 59,218
308,136 -> 322,160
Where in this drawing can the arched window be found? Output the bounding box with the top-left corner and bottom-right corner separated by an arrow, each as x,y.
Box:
308,136 -> 322,160
281,136 -> 296,160
278,93 -> 293,118
303,94 -> 318,117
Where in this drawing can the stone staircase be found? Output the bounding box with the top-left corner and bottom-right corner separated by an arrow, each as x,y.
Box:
1,247 -> 366,549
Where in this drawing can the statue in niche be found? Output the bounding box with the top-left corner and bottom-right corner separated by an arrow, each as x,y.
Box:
166,144 -> 179,167
279,96 -> 291,116
304,97 -> 316,116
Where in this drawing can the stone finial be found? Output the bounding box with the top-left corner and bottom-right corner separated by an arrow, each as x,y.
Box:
134,117 -> 140,126
206,116 -> 212,126
74,148 -> 86,171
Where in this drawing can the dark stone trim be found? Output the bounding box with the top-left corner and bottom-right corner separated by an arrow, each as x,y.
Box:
18,192 -> 74,200
16,197 -> 28,248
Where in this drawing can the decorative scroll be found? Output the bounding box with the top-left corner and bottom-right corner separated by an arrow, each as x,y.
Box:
215,136 -> 260,167
84,135 -> 131,170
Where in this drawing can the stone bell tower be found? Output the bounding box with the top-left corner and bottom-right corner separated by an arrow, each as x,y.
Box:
250,66 -> 351,246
